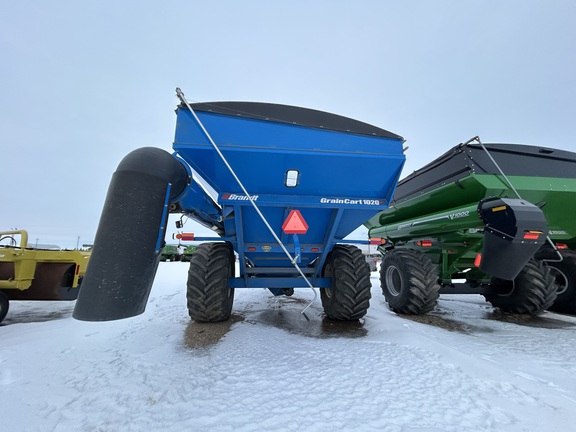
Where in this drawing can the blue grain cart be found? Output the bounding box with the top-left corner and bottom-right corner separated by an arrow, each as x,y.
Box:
73,91 -> 405,322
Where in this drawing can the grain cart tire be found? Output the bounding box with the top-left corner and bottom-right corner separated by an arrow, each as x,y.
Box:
186,242 -> 235,323
484,259 -> 556,314
546,250 -> 576,314
321,245 -> 371,320
0,291 -> 9,323
379,249 -> 440,314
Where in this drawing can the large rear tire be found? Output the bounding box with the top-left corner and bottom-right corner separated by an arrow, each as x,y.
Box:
0,291 -> 9,324
321,245 -> 371,320
186,242 -> 235,323
546,250 -> 576,314
379,249 -> 440,314
484,259 -> 556,314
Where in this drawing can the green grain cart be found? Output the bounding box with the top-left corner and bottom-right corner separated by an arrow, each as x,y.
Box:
366,140 -> 576,315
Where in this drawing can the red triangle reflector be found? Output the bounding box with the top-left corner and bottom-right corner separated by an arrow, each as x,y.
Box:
282,210 -> 309,234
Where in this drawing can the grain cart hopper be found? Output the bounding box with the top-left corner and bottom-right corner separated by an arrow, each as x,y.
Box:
73,90 -> 405,322
0,230 -> 90,323
367,139 -> 576,315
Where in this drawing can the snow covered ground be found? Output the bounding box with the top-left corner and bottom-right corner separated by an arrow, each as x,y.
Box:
2,262 -> 576,432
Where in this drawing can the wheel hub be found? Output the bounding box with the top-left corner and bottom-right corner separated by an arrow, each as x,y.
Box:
549,266 -> 568,295
385,265 -> 403,297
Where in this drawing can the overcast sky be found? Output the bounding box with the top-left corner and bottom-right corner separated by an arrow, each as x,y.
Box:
1,1 -> 575,248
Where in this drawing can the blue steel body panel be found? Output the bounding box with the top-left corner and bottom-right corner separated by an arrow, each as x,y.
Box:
172,104 -> 405,288
173,109 -> 405,198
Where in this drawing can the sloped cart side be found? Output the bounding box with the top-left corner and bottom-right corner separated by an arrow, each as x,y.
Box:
367,143 -> 576,315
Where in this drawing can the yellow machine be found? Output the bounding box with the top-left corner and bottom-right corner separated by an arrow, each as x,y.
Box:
0,230 -> 90,323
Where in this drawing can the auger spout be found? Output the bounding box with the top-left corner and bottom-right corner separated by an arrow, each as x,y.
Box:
73,147 -> 189,321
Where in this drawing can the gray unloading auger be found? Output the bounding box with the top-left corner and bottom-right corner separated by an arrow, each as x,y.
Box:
73,147 -> 189,321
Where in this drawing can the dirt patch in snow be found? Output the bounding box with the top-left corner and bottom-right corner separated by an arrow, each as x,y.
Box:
396,309 -> 576,333
255,308 -> 368,339
486,311 -> 576,329
183,313 -> 245,349
397,313 -> 472,333
3,302 -> 75,324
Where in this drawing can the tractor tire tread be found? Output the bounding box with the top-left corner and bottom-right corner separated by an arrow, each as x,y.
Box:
547,250 -> 576,313
380,249 -> 439,315
484,259 -> 556,314
321,245 -> 371,320
186,242 -> 234,323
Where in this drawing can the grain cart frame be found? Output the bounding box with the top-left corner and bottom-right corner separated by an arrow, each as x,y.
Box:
73,91 -> 406,323
0,230 -> 90,323
367,140 -> 576,315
